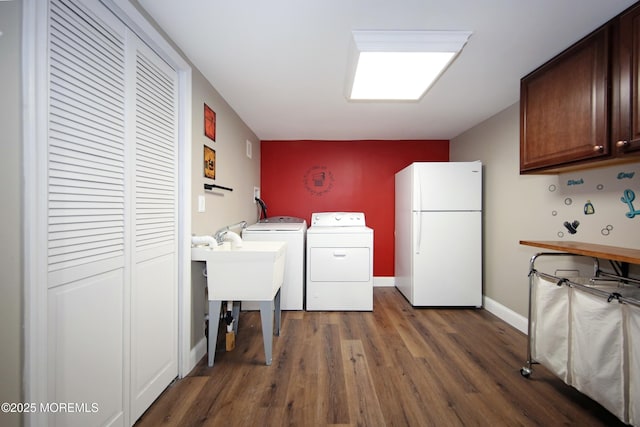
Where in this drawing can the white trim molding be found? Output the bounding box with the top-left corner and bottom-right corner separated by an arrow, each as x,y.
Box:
22,0 -> 50,422
189,337 -> 207,372
483,295 -> 528,334
374,276 -> 395,287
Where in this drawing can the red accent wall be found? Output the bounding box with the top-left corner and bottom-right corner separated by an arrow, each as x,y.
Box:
260,140 -> 449,277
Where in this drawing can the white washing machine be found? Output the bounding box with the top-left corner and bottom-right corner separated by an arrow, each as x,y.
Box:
242,216 -> 306,310
306,212 -> 373,311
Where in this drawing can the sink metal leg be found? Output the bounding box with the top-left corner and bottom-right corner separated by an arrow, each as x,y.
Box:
208,300 -> 222,367
232,301 -> 240,335
211,293 -> 282,368
274,289 -> 281,336
259,300 -> 274,365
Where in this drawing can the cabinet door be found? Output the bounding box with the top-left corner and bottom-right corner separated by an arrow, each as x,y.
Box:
615,4 -> 640,156
520,27 -> 610,173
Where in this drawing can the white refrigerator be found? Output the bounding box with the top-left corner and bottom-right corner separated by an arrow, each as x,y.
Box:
395,161 -> 482,307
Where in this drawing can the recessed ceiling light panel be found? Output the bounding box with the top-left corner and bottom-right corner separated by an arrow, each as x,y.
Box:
346,30 -> 472,101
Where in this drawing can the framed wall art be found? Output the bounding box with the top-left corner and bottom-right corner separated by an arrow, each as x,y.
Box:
204,145 -> 216,179
204,103 -> 216,141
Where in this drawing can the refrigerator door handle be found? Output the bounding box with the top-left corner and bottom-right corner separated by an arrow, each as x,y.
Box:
415,211 -> 421,254
415,168 -> 422,254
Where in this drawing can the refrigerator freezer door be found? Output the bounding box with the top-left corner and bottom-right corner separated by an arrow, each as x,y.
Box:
413,211 -> 482,306
413,161 -> 482,212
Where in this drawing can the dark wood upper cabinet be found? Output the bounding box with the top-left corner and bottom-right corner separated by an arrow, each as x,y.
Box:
520,1 -> 640,174
613,3 -> 640,156
520,26 -> 611,173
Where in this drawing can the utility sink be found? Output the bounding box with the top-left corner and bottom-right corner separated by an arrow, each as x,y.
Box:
192,240 -> 288,367
191,240 -> 287,301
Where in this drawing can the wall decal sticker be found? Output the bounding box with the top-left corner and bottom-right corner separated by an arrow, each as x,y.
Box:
617,171 -> 635,180
583,200 -> 595,215
563,220 -> 580,234
621,189 -> 640,218
601,224 -> 613,236
550,164 -> 639,245
303,166 -> 335,196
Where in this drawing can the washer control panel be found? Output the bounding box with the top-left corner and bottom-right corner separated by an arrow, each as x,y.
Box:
311,212 -> 366,227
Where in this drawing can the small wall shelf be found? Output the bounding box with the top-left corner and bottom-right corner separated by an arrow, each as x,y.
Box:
519,240 -> 640,265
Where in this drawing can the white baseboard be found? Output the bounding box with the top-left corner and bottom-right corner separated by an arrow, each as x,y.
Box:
187,336 -> 207,373
483,296 -> 528,334
374,276 -> 395,287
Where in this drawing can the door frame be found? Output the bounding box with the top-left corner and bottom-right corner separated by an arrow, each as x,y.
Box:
22,0 -> 193,424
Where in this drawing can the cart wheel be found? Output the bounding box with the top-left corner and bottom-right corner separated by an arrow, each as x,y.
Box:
520,367 -> 531,378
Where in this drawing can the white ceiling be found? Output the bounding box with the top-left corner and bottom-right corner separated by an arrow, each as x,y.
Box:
138,0 -> 635,141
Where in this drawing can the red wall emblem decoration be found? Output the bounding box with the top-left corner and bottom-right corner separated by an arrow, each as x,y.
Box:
303,166 -> 335,196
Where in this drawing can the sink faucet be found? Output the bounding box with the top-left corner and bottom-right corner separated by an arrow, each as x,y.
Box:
212,229 -> 226,245
213,221 -> 247,245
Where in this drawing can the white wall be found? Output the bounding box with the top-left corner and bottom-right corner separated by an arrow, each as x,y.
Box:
451,102 -> 640,319
0,1 -> 23,426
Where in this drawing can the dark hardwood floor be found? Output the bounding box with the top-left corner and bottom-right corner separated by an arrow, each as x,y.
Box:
135,287 -> 626,427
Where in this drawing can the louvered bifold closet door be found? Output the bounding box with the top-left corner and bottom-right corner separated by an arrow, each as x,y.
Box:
47,0 -> 128,426
45,0 -> 179,425
130,38 -> 179,422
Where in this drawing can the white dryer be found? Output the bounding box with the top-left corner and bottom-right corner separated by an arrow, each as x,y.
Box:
306,212 -> 373,311
242,216 -> 306,310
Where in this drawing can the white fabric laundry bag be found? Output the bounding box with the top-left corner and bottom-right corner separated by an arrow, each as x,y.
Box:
531,274 -> 570,382
570,287 -> 626,423
628,302 -> 640,426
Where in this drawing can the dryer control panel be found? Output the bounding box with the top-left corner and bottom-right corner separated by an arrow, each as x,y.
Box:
311,212 -> 366,227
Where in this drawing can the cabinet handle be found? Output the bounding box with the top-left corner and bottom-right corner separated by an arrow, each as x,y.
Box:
593,145 -> 604,152
616,140 -> 629,148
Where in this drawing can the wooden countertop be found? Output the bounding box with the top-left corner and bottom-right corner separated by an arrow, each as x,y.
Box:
519,240 -> 640,265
